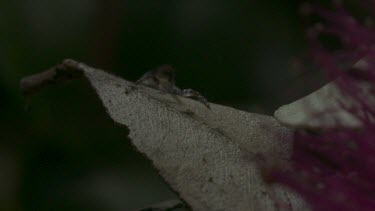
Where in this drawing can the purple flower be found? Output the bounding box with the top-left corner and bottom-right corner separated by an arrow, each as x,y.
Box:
270,2 -> 375,210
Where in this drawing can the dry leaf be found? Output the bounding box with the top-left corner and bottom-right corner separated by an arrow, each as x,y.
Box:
21,59 -> 309,211
274,79 -> 375,129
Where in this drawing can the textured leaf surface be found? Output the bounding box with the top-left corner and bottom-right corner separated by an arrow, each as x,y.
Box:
22,60 -> 308,211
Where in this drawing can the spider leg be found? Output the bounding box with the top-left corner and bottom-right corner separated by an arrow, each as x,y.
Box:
181,89 -> 210,108
125,71 -> 157,94
127,67 -> 210,109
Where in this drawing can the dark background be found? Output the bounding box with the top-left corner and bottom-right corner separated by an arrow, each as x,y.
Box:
0,0 -> 322,210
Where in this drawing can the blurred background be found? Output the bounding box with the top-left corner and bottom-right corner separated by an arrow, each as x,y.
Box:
0,0 -> 323,210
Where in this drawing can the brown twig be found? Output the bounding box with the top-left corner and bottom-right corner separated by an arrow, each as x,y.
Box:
20,59 -> 83,95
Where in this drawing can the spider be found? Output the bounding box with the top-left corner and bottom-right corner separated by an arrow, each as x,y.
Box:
134,65 -> 210,108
